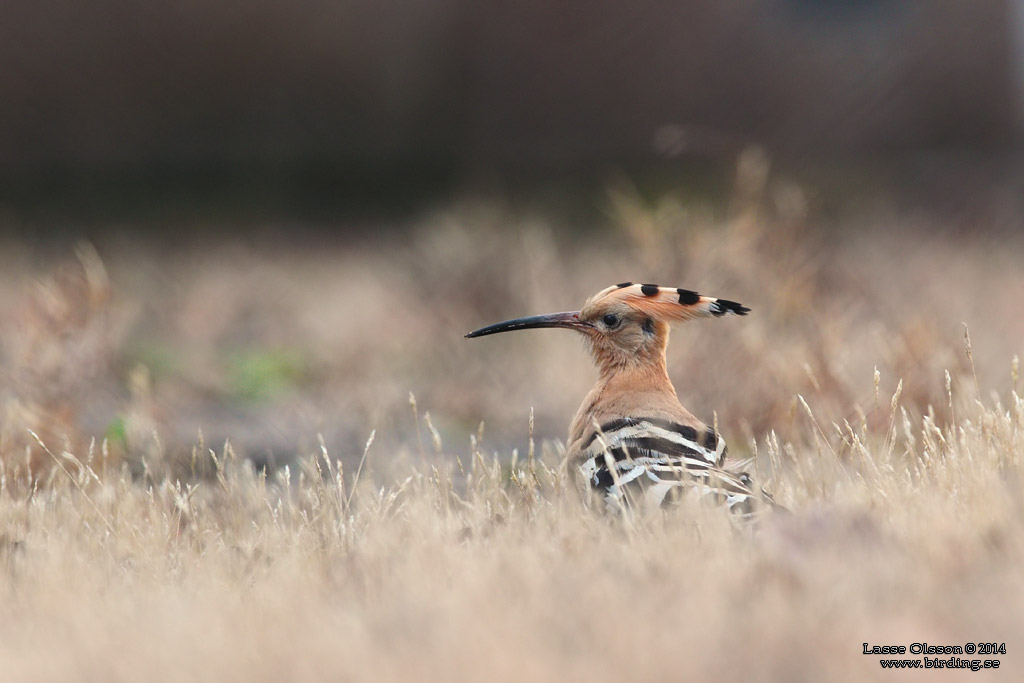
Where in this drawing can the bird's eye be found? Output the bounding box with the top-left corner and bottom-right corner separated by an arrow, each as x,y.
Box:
602,313 -> 620,328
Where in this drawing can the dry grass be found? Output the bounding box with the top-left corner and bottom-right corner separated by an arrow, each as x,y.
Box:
1,162 -> 1023,680
1,387 -> 1022,681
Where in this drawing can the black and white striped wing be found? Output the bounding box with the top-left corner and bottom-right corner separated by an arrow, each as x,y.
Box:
577,417 -> 759,519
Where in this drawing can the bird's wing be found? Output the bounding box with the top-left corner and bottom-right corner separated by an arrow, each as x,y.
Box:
576,417 -> 766,520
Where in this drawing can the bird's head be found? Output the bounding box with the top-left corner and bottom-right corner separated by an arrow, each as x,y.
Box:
466,282 -> 749,373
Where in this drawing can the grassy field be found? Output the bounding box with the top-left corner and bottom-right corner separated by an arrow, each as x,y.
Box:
1,167 -> 1022,680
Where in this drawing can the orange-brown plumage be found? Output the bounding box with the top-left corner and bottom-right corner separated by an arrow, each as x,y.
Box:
467,282 -> 775,519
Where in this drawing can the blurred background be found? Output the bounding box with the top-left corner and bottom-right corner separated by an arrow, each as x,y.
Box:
1,1 -> 1022,476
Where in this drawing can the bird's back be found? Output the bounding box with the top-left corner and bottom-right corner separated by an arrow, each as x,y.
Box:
568,383 -> 775,521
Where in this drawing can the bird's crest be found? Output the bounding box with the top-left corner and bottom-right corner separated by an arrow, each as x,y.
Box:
583,282 -> 750,323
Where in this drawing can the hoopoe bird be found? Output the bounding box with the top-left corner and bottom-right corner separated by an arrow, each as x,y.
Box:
467,282 -> 778,521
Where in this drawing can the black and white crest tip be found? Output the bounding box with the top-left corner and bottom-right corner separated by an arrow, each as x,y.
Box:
710,299 -> 750,316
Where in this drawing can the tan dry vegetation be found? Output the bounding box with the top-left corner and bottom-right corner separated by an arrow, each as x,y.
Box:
1,166 -> 1023,680
0,386 -> 1022,681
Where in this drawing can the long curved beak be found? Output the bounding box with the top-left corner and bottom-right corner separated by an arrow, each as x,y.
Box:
465,311 -> 587,338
